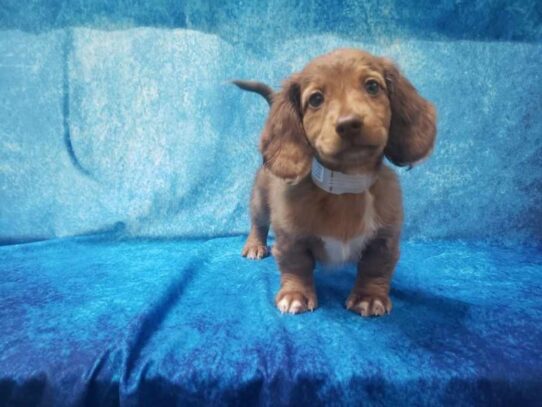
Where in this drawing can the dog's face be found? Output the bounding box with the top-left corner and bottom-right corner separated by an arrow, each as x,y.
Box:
260,48 -> 436,180
299,50 -> 391,168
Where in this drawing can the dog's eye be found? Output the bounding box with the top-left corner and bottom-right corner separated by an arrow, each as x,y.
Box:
308,92 -> 324,108
364,80 -> 380,95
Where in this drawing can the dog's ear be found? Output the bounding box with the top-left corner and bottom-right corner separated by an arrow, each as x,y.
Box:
381,59 -> 436,167
260,76 -> 312,182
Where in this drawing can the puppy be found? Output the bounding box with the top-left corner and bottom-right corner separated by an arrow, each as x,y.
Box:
234,49 -> 436,316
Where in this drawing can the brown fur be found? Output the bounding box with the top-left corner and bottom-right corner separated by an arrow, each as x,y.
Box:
239,49 -> 436,316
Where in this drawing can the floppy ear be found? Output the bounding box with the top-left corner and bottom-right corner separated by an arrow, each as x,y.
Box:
260,76 -> 312,183
382,59 -> 437,167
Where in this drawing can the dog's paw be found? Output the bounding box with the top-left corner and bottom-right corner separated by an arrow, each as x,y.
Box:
241,243 -> 270,260
346,292 -> 392,317
276,289 -> 317,314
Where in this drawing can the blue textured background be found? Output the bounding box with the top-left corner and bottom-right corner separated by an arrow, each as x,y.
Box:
1,1 -> 542,405
1,0 -> 541,244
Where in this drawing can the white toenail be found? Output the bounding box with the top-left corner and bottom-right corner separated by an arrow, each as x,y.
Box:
278,298 -> 289,313
289,300 -> 303,313
359,301 -> 369,315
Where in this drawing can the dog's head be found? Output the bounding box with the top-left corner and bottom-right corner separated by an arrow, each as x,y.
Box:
260,49 -> 436,181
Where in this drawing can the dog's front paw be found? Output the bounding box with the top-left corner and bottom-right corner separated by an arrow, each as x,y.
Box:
241,243 -> 269,260
276,289 -> 317,314
346,292 -> 392,317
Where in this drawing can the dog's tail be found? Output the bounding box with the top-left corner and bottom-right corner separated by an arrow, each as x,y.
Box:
232,80 -> 274,106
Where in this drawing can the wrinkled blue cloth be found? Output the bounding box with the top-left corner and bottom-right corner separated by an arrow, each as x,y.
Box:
1,236 -> 541,405
1,1 -> 542,405
1,2 -> 541,245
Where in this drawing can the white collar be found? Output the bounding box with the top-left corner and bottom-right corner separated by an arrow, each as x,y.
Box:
311,157 -> 375,195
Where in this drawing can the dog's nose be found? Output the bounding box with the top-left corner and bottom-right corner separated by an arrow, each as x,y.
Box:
336,115 -> 363,138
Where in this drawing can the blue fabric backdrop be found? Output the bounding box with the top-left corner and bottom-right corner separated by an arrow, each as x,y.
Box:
1,0 -> 541,244
0,1 -> 541,405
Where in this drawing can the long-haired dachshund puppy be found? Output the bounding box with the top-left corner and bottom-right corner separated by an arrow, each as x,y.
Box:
234,49 -> 436,316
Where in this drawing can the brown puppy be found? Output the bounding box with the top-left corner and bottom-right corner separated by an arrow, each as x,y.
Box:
235,49 -> 436,317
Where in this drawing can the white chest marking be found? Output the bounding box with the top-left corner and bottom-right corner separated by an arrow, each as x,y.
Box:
320,191 -> 380,265
321,234 -> 372,264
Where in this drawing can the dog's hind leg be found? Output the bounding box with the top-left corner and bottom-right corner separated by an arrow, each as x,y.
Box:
242,168 -> 271,260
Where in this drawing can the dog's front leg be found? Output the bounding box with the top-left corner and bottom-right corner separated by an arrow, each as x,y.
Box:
274,239 -> 317,314
346,233 -> 399,317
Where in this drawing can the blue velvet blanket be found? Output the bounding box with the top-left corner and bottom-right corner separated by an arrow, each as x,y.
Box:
1,236 -> 541,405
1,0 -> 541,405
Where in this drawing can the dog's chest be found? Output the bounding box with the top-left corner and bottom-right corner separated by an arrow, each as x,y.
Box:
318,192 -> 380,265
320,234 -> 372,264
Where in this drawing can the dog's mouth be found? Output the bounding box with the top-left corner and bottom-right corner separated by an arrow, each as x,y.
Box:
313,135 -> 382,167
341,147 -> 377,162
351,144 -> 379,151
316,146 -> 380,169
334,144 -> 380,160
349,136 -> 381,149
